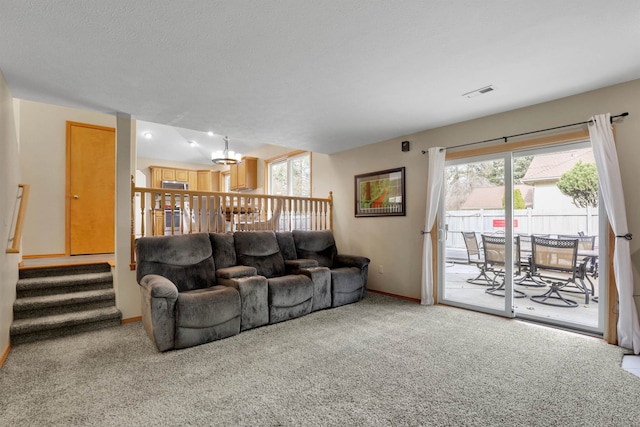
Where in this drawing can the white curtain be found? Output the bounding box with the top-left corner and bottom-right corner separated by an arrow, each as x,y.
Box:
589,113 -> 640,354
421,147 -> 446,305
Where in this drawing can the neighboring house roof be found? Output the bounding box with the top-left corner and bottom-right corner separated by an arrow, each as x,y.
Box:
521,148 -> 594,183
459,185 -> 533,210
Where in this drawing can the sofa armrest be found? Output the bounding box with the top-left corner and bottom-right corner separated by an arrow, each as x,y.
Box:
216,265 -> 258,279
335,254 -> 370,270
140,274 -> 179,301
138,274 -> 178,352
218,275 -> 269,331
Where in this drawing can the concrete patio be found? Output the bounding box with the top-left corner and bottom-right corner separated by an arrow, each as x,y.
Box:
442,262 -> 600,330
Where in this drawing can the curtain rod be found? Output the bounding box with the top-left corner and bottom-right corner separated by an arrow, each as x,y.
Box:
421,112 -> 629,153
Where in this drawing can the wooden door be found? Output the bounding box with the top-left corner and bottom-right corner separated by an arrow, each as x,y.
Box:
67,122 -> 116,255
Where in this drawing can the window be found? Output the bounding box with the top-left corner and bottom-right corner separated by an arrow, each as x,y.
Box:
222,172 -> 231,192
268,151 -> 310,197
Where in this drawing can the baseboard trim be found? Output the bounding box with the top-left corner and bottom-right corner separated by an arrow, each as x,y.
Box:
122,316 -> 142,324
0,344 -> 11,369
368,289 -> 421,303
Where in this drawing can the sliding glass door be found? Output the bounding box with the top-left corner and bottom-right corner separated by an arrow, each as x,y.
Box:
438,153 -> 516,318
438,141 -> 605,335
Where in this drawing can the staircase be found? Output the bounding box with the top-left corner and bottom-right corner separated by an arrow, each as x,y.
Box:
11,263 -> 122,345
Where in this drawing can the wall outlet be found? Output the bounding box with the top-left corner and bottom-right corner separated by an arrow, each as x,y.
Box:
378,264 -> 383,274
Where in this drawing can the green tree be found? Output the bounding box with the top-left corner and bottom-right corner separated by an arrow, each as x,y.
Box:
557,161 -> 599,208
501,188 -> 526,209
445,163 -> 492,210
485,156 -> 534,186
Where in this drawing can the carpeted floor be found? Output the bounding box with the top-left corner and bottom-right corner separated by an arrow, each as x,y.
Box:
1,292 -> 639,426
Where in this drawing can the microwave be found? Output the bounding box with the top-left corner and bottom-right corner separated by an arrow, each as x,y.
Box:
161,181 -> 188,190
161,181 -> 188,208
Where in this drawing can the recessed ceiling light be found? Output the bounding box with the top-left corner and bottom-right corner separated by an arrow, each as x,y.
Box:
143,132 -> 152,139
207,131 -> 214,137
462,85 -> 495,98
189,140 -> 199,147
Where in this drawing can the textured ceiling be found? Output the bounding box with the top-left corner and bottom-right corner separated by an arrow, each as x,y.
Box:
2,1 -> 639,163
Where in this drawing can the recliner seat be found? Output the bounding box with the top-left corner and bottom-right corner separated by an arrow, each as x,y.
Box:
292,230 -> 370,307
135,233 -> 241,351
234,231 -> 314,323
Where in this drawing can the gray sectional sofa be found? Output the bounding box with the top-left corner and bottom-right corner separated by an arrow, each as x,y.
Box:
135,230 -> 370,351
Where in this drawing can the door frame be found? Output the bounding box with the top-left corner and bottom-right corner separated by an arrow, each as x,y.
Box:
434,129 -> 617,344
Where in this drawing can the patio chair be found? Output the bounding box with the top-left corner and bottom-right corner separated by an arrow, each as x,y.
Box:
514,234 -> 548,287
529,236 -> 590,307
481,234 -> 526,298
461,232 -> 492,286
557,234 -> 597,296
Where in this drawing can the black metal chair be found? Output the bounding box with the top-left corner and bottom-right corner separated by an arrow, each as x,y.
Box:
461,231 -> 493,286
481,234 -> 526,298
529,236 -> 589,307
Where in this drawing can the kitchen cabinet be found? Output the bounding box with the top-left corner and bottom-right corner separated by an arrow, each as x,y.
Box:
154,211 -> 165,235
150,166 -> 196,188
150,167 -> 223,191
197,171 -> 211,191
161,168 -> 175,182
230,157 -> 258,190
188,171 -> 197,190
196,170 -> 221,191
211,170 -> 221,191
151,168 -> 163,188
175,169 -> 188,182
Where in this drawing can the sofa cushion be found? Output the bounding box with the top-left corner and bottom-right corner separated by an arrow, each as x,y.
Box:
234,231 -> 285,278
292,230 -> 337,268
275,231 -> 297,260
267,275 -> 313,307
176,285 -> 240,328
209,232 -> 236,269
136,233 -> 216,292
331,267 -> 364,294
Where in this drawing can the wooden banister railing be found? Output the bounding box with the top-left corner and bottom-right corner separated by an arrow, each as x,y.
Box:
130,181 -> 333,268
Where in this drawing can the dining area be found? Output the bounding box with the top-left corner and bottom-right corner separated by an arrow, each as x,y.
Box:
461,231 -> 599,309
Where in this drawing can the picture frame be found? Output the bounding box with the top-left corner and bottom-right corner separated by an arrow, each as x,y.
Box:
354,167 -> 405,217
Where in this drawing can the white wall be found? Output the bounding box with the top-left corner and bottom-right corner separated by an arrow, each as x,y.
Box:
17,99 -> 116,256
533,182 -> 579,211
0,72 -> 21,356
113,114 -> 141,320
318,79 -> 640,317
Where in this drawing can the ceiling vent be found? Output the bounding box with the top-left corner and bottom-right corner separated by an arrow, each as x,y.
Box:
462,85 -> 495,98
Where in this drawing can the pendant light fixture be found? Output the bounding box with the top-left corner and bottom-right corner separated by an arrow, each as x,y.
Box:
211,136 -> 242,165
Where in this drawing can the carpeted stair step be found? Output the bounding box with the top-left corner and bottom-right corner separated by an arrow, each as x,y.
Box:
19,262 -> 111,279
13,289 -> 116,320
16,271 -> 113,298
10,307 -> 122,345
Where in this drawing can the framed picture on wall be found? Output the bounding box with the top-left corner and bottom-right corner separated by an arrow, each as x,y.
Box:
354,167 -> 405,217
